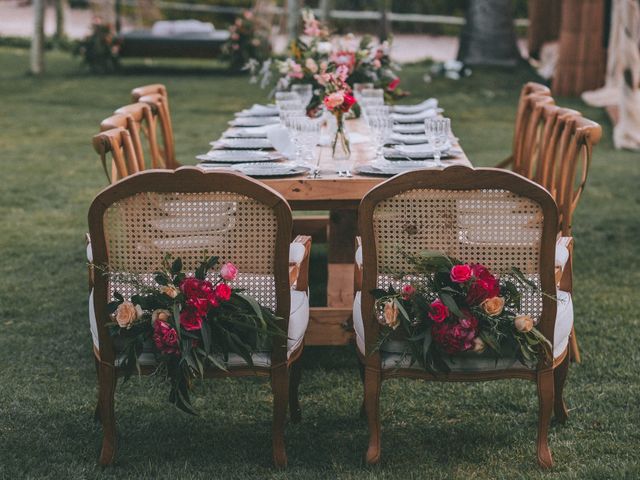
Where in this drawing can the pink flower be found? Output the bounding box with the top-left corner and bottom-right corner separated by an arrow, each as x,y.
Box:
288,61 -> 304,79
153,320 -> 180,355
388,78 -> 400,91
179,308 -> 203,331
304,19 -> 322,37
466,264 -> 499,305
214,283 -> 232,302
332,52 -> 356,73
220,262 -> 238,281
428,299 -> 449,323
401,284 -> 415,300
324,91 -> 345,110
450,264 -> 472,283
335,64 -> 350,81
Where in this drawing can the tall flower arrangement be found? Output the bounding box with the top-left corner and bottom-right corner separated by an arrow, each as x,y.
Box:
372,252 -> 552,372
74,17 -> 121,73
107,254 -> 283,414
224,8 -> 272,71
316,65 -> 356,158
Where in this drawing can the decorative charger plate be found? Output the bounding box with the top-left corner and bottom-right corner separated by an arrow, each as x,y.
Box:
231,162 -> 309,177
196,150 -> 282,163
210,138 -> 273,150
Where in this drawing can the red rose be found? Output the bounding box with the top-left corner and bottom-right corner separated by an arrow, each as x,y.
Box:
401,284 -> 415,300
153,320 -> 180,355
179,307 -> 203,331
180,277 -> 201,298
450,264 -> 472,283
428,299 -> 449,323
214,283 -> 232,302
431,318 -> 477,354
466,264 -> 499,305
340,93 -> 356,112
388,78 -> 400,91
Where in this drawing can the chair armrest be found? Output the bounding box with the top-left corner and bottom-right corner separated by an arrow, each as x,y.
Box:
555,236 -> 573,291
86,233 -> 94,291
354,236 -> 362,293
289,235 -> 312,291
494,155 -> 514,169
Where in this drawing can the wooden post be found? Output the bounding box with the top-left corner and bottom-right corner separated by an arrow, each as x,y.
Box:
527,0 -> 562,59
553,0 -> 607,96
379,0 -> 391,42
30,0 -> 45,75
287,0 -> 300,42
457,0 -> 521,66
319,0 -> 330,22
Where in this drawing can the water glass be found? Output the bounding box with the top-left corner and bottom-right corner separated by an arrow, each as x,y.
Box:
368,115 -> 393,164
424,117 -> 451,167
291,84 -> 313,109
277,100 -> 304,123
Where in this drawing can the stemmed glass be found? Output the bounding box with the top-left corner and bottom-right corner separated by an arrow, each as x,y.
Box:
424,117 -> 451,167
291,84 -> 313,109
367,114 -> 393,165
294,116 -> 322,176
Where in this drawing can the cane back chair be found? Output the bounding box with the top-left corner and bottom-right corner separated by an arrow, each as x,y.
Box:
92,127 -> 140,183
353,166 -> 573,468
113,102 -> 166,169
87,167 -> 311,467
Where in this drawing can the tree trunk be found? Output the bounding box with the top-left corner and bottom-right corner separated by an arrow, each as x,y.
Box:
287,0 -> 300,42
54,0 -> 66,42
457,0 -> 521,66
527,0 -> 562,59
553,0 -> 607,96
378,0 -> 391,42
319,0 -> 330,22
30,0 -> 45,75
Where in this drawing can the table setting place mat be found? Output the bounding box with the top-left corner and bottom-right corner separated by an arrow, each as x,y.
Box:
210,138 -> 274,150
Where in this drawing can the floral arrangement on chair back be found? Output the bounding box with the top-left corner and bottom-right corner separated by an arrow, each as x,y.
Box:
74,17 -> 121,73
224,8 -> 272,72
107,254 -> 283,414
246,9 -> 407,113
372,251 -> 552,371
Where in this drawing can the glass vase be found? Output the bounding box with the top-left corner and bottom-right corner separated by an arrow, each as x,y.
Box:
332,113 -> 352,175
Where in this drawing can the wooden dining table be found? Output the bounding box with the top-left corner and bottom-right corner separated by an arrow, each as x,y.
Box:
218,115 -> 472,347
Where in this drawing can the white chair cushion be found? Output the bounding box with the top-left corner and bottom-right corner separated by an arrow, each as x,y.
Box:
352,289 -> 573,369
289,242 -> 306,265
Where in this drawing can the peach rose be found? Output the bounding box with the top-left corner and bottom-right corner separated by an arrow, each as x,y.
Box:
115,301 -> 142,329
482,296 -> 505,316
472,337 -> 486,353
514,314 -> 534,333
160,285 -> 179,298
151,309 -> 171,323
383,301 -> 399,330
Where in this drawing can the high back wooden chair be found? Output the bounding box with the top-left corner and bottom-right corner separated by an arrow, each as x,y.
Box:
354,166 -> 573,468
99,112 -> 146,173
92,127 -> 140,183
113,102 -> 165,169
87,167 -> 311,467
514,93 -> 557,176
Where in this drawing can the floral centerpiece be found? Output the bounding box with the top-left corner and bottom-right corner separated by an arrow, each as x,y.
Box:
224,8 -> 272,72
107,254 -> 283,414
372,252 -> 552,372
74,17 -> 121,73
246,9 -> 407,113
318,65 -> 356,160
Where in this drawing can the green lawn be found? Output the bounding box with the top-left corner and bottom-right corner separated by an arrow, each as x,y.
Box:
0,48 -> 638,479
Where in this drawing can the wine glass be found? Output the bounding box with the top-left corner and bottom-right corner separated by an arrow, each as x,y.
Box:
291,84 -> 313,109
368,115 -> 393,164
424,117 -> 451,167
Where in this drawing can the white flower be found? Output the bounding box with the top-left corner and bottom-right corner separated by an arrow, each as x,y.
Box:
317,41 -> 333,55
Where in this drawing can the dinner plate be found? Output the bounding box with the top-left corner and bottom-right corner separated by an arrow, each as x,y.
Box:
231,162 -> 309,177
356,161 -> 440,176
210,138 -> 273,150
228,116 -> 280,127
196,150 -> 282,163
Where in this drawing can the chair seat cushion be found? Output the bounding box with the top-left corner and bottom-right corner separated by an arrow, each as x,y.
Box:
352,290 -> 573,372
90,288 -> 308,367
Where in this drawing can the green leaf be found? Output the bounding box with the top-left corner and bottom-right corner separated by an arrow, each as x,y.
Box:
200,320 -> 211,354
171,257 -> 183,275
154,272 -> 169,286
439,292 -> 464,318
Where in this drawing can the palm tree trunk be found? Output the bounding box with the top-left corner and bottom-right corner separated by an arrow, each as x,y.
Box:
30,0 -> 45,75
457,0 -> 521,66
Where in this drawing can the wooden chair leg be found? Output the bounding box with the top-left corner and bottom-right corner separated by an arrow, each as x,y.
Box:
536,369 -> 555,469
97,362 -> 117,466
271,365 -> 289,468
289,360 -> 303,424
569,326 -> 581,363
357,358 -> 366,420
554,347 -> 571,424
93,357 -> 101,422
364,366 -> 382,465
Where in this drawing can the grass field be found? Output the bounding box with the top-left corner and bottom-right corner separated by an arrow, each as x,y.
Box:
0,48 -> 639,479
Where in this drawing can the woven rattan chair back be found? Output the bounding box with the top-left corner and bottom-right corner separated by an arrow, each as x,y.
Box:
88,167 -> 293,364
358,166 -> 559,358
113,103 -> 165,169
92,127 -> 140,183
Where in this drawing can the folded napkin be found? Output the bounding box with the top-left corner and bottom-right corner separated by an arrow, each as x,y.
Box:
384,142 -> 456,160
392,98 -> 438,114
391,108 -> 441,123
267,125 -> 294,159
229,116 -> 280,127
392,123 -> 425,134
222,125 -> 275,138
235,104 -> 279,117
389,133 -> 429,145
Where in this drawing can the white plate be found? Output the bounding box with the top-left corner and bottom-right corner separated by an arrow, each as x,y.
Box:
231,162 -> 309,177
211,138 -> 273,149
356,161 -> 439,176
229,116 -> 280,127
196,150 -> 282,163
222,126 -> 272,138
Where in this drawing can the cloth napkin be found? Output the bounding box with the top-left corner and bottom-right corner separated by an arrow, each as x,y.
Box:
391,108 -> 441,123
235,104 -> 279,117
392,98 -> 438,114
389,133 -> 429,145
267,125 -> 294,159
384,142 -> 455,159
222,125 -> 275,138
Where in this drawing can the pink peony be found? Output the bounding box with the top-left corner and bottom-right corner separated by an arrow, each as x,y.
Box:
450,264 -> 472,283
428,299 -> 449,323
220,262 -> 238,281
153,320 -> 180,355
179,308 -> 203,331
